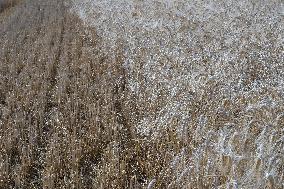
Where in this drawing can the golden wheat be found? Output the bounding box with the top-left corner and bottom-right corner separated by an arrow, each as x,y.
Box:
0,0 -> 283,188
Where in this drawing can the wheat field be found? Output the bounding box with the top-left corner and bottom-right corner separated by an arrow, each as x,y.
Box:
0,0 -> 283,188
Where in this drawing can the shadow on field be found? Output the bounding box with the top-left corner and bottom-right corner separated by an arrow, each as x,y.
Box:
0,0 -> 19,13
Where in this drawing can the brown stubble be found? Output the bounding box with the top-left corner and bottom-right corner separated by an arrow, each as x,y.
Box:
1,0 -> 284,188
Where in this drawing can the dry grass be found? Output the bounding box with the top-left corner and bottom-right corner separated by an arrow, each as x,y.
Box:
0,0 -> 13,10
0,0 -> 19,13
0,0 -> 283,188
